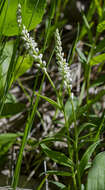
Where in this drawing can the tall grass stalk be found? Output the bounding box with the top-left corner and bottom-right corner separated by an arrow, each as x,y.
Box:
11,46 -> 55,189
11,72 -> 46,189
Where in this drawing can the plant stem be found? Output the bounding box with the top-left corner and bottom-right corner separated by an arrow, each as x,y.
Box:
64,110 -> 77,190
45,71 -> 56,91
68,88 -> 81,189
11,73 -> 45,189
86,33 -> 99,106
11,47 -> 55,189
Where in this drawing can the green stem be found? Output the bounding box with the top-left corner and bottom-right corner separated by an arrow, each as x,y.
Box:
64,110 -> 77,190
11,73 -> 45,189
62,87 -> 79,190
45,71 -> 59,97
95,110 -> 105,141
86,33 -> 99,105
68,88 -> 81,189
11,47 -> 55,190
17,79 -> 31,102
86,33 -> 99,144
55,0 -> 61,24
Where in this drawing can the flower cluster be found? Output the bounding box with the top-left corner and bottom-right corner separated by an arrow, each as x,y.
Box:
17,4 -> 46,72
17,3 -> 22,27
55,29 -> 73,94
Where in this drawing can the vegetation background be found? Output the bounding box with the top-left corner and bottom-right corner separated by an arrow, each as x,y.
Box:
0,0 -> 105,190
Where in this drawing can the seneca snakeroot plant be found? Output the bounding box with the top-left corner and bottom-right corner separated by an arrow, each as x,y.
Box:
17,3 -> 46,72
55,29 -> 73,97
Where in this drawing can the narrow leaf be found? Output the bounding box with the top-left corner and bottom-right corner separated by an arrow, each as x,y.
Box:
0,133 -> 23,144
97,20 -> 105,33
41,170 -> 71,177
77,123 -> 96,137
35,92 -> 61,110
94,0 -> 102,18
49,180 -> 67,190
40,143 -> 73,168
40,136 -> 66,144
90,53 -> 105,66
79,140 -> 100,177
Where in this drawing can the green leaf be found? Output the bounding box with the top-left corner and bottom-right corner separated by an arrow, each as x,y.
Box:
13,55 -> 33,80
79,140 -> 100,177
40,143 -> 73,168
0,102 -> 25,117
49,180 -> 67,190
69,89 -> 105,125
41,170 -> 71,177
77,123 -> 96,137
0,142 -> 13,156
82,14 -> 90,30
5,93 -> 17,103
90,75 -> 105,88
95,38 -> 105,53
79,1 -> 95,40
90,53 -> 105,66
35,92 -> 61,110
97,20 -> 105,33
0,40 -> 14,97
0,0 -> 46,36
86,152 -> 105,190
94,0 -> 102,18
82,14 -> 93,43
40,136 -> 66,144
37,175 -> 48,190
0,41 -> 33,93
0,132 -> 23,156
65,96 -> 78,119
76,48 -> 87,64
0,133 -> 23,145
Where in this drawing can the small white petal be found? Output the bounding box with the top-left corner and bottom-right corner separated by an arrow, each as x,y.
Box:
43,67 -> 47,72
43,61 -> 46,66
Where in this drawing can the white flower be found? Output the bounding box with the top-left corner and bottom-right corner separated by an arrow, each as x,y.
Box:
17,4 -> 46,72
55,29 -> 73,91
17,4 -> 22,27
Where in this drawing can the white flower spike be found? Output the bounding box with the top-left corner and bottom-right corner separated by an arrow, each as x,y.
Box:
17,3 -> 46,72
55,29 -> 73,93
17,4 -> 22,27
